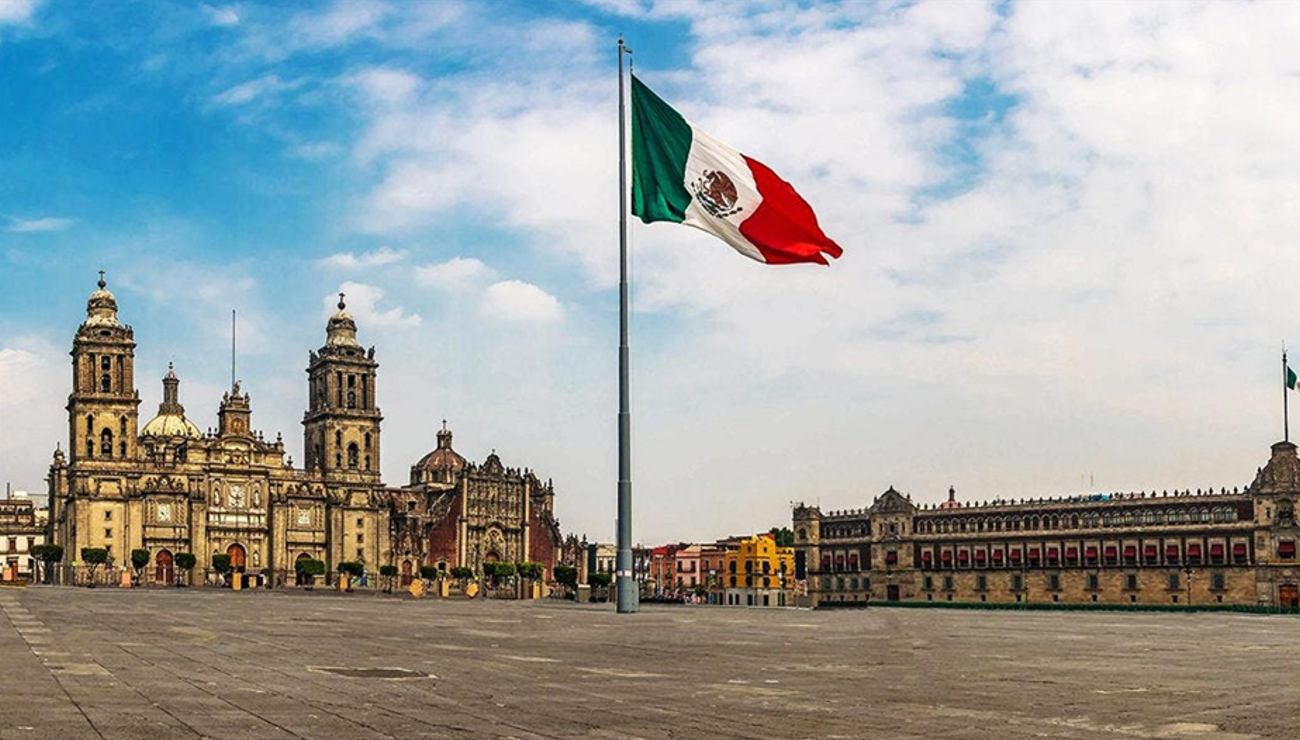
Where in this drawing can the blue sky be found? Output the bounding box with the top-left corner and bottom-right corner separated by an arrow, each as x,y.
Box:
4,1 -> 1300,543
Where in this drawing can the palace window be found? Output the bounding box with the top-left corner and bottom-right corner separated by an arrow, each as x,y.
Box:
1209,543 -> 1225,564
1186,543 -> 1202,564
976,574 -> 987,591
1126,574 -> 1138,591
1011,574 -> 1023,591
943,575 -> 954,591
1065,546 -> 1079,565
1086,573 -> 1099,590
1279,541 -> 1296,559
1166,544 -> 1181,564
1048,573 -> 1061,590
1144,544 -> 1158,564
1233,542 -> 1248,564
1167,573 -> 1180,590
1123,545 -> 1137,564
921,550 -> 933,568
1103,545 -> 1118,565
1085,546 -> 1098,565
1046,546 -> 1059,565
923,575 -> 933,591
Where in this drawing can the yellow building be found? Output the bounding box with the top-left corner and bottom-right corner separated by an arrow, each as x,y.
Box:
723,533 -> 794,606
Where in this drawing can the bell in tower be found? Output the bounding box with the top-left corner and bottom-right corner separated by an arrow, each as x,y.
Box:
302,292 -> 382,479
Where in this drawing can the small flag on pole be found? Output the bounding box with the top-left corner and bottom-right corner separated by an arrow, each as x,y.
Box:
630,75 -> 843,266
1287,364 -> 1297,391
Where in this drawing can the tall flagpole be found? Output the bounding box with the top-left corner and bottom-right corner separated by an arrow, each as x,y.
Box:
615,36 -> 638,614
1285,346 -> 1290,443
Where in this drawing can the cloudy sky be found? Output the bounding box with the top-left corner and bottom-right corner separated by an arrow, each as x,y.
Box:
3,0 -> 1300,543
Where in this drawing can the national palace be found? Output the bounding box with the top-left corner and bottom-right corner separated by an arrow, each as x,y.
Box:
793,441 -> 1300,608
46,274 -> 563,585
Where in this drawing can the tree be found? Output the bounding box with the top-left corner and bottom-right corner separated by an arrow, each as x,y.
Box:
295,558 -> 325,588
769,527 -> 796,547
31,544 -> 63,584
338,561 -> 365,578
493,562 -> 516,580
450,566 -> 473,580
518,561 -> 545,581
554,564 -> 578,590
175,553 -> 197,586
130,548 -> 150,579
81,547 -> 108,586
419,565 -> 440,580
589,572 -> 612,589
212,553 -> 232,576
379,564 -> 398,594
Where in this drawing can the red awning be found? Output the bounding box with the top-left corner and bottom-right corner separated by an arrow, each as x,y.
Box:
1166,545 -> 1180,556
1280,541 -> 1296,556
974,550 -> 987,562
1144,545 -> 1158,557
885,551 -> 898,564
1009,550 -> 1022,561
1104,546 -> 1118,558
1123,545 -> 1137,557
1187,544 -> 1202,557
1085,546 -> 1098,558
1066,546 -> 1079,559
1027,548 -> 1040,560
921,551 -> 933,562
1046,547 -> 1060,559
941,551 -> 953,561
1232,543 -> 1247,556
992,550 -> 1004,561
1210,543 -> 1225,556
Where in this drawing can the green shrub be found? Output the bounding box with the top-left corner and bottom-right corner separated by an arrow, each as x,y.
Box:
295,558 -> 325,577
175,553 -> 197,571
211,553 -> 232,574
554,564 -> 577,589
589,572 -> 612,588
419,565 -> 440,580
450,566 -> 473,580
337,561 -> 364,578
379,565 -> 399,577
130,548 -> 150,573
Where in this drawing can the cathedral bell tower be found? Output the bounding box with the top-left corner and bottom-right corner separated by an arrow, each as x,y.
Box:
67,272 -> 141,463
302,293 -> 382,481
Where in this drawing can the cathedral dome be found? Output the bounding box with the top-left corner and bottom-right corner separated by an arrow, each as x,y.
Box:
141,413 -> 202,439
141,364 -> 201,439
84,272 -> 121,328
326,292 -> 360,348
411,421 -> 466,484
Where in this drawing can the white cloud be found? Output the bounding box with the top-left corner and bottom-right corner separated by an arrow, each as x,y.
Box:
329,281 -> 421,328
348,66 -> 420,105
481,280 -> 561,323
290,141 -> 343,160
287,0 -> 391,48
7,216 -> 72,232
414,256 -> 494,291
318,247 -> 406,269
202,4 -> 239,27
0,0 -> 37,25
211,74 -> 300,107
0,339 -> 67,490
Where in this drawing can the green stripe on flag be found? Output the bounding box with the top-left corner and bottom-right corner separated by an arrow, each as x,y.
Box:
1288,365 -> 1297,390
630,74 -> 692,224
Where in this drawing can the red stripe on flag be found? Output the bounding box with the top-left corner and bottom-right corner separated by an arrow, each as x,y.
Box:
739,156 -> 843,266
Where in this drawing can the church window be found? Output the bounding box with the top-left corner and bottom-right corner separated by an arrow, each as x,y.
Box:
364,432 -> 371,450
364,455 -> 371,471
334,430 -> 342,446
100,429 -> 113,456
101,356 -> 111,371
335,453 -> 342,468
347,443 -> 359,469
101,373 -> 111,392
348,374 -> 355,388
119,416 -> 127,435
86,437 -> 94,458
347,391 -> 356,408
119,441 -> 126,457
105,510 -> 112,521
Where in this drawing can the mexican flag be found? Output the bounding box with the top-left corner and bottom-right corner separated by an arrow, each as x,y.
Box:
630,75 -> 843,266
1289,364 -> 1297,391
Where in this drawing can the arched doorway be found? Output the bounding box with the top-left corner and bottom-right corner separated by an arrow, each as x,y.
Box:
483,551 -> 500,564
295,552 -> 313,586
400,560 -> 413,587
155,549 -> 174,586
227,543 -> 247,573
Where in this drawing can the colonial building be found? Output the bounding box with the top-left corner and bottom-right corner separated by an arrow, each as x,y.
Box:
46,275 -> 563,585
793,440 -> 1300,609
0,499 -> 45,581
386,422 -> 563,583
722,533 -> 794,607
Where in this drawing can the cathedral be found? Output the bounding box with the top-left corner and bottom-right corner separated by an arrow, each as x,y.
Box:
46,274 -> 564,585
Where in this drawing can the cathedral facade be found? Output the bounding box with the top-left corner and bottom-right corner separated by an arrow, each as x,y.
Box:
793,441 -> 1300,609
46,275 -> 564,585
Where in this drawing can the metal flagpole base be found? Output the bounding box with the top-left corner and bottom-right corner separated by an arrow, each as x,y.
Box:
616,573 -> 639,613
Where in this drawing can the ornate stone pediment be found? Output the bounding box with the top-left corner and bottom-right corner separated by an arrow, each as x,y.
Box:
869,486 -> 916,516
1249,441 -> 1300,495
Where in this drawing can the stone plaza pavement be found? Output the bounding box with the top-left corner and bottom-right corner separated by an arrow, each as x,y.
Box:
1,588 -> 1297,739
